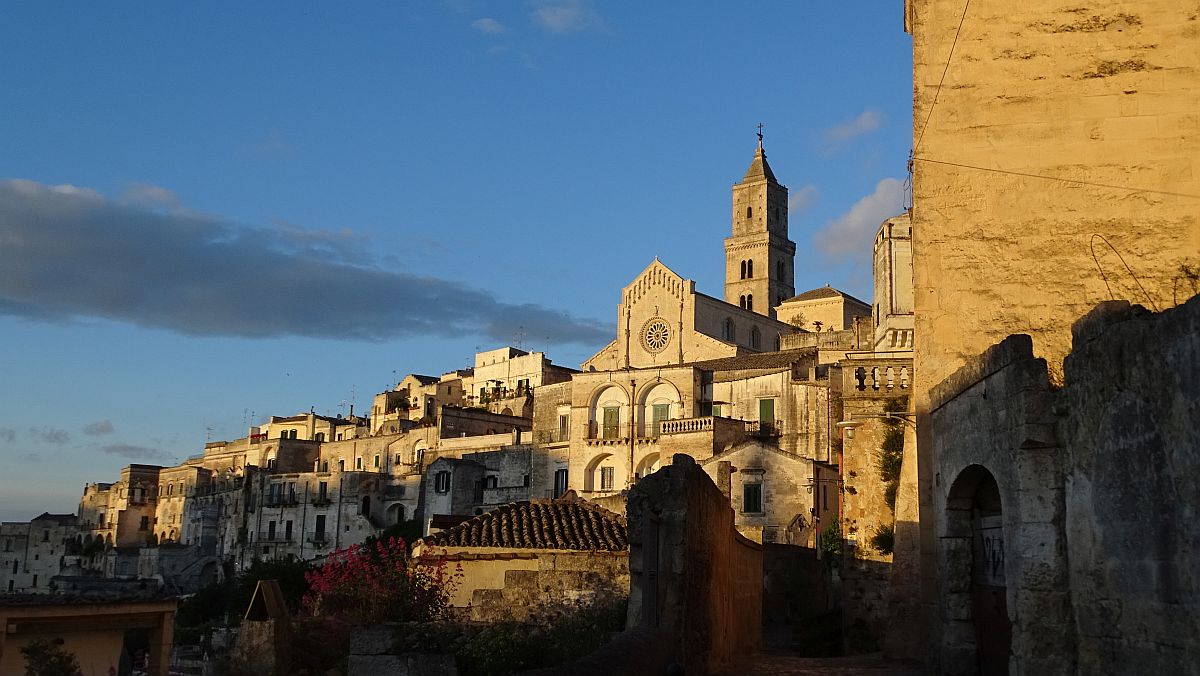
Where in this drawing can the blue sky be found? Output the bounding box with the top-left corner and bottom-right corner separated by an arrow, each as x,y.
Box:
0,2 -> 912,520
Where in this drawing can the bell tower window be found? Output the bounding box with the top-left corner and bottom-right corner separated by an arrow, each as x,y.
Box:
746,260 -> 753,278
746,206 -> 753,219
746,295 -> 754,312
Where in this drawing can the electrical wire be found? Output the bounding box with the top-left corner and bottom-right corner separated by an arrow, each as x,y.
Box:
911,156 -> 1200,199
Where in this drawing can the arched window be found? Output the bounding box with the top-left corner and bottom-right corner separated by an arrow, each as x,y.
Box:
751,327 -> 762,350
774,333 -> 782,351
746,260 -> 753,278
777,261 -> 785,279
746,206 -> 753,219
746,295 -> 754,312
360,495 -> 371,516
739,295 -> 746,309
739,260 -> 746,279
722,318 -> 736,342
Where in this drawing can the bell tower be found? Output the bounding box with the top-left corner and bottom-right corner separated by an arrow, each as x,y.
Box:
724,127 -> 796,317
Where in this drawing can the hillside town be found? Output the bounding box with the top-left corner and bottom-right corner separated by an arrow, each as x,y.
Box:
1,1 -> 1197,675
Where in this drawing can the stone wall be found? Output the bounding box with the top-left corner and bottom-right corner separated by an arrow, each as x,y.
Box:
925,297 -> 1199,674
906,3 -> 1199,663
626,454 -> 762,674
434,548 -> 628,623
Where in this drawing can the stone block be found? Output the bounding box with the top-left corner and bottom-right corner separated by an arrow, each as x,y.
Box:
350,624 -> 398,655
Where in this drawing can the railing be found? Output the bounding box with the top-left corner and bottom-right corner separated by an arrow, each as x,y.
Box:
842,357 -> 914,395
312,496 -> 332,507
587,421 -> 631,441
660,417 -> 714,435
746,420 -> 784,437
534,429 -> 571,444
258,531 -> 292,543
306,531 -> 329,546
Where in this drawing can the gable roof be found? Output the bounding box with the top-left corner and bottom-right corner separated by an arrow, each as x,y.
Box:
783,284 -> 870,307
421,497 -> 627,551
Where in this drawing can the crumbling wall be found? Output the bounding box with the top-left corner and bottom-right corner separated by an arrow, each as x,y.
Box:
626,454 -> 762,674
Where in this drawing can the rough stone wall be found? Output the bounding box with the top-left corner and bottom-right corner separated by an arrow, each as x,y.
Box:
698,441 -> 811,546
910,0 -> 1199,391
907,1 -> 1199,663
924,297 -> 1199,675
626,454 -> 762,674
1059,299 -> 1200,674
460,549 -> 629,623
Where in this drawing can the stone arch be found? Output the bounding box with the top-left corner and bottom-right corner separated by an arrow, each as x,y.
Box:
583,452 -> 615,492
387,503 -> 405,525
942,464 -> 1011,676
501,407 -> 514,417
639,380 -> 681,436
589,384 -> 630,439
634,451 -> 661,479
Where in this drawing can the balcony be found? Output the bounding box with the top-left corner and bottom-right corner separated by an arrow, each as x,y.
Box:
258,531 -> 292,543
312,496 -> 332,507
306,531 -> 329,547
534,429 -> 571,444
842,354 -> 914,396
746,419 -> 785,438
659,417 -> 715,435
585,421 -> 631,446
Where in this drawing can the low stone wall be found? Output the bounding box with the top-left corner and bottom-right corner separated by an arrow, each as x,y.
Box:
348,625 -> 456,676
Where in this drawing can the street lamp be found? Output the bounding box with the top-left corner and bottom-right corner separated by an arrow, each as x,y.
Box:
836,412 -> 916,439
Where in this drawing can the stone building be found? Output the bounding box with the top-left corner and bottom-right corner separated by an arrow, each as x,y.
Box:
0,514 -> 81,594
896,0 -> 1200,672
414,496 -> 628,622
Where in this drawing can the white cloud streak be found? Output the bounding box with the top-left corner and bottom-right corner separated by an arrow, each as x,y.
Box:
814,178 -> 906,260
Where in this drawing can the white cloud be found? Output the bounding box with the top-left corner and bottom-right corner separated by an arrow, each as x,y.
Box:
819,109 -> 883,154
789,184 -> 819,214
470,17 -> 507,34
530,0 -> 601,34
814,178 -> 906,260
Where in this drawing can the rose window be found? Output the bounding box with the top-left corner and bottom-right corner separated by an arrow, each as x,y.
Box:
642,318 -> 671,353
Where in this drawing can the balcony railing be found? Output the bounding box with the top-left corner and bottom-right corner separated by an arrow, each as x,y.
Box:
659,417 -> 715,435
306,531 -> 329,547
534,429 -> 571,444
586,421 -> 630,443
843,357 -> 913,395
746,420 -> 785,437
312,496 -> 332,507
258,531 -> 292,543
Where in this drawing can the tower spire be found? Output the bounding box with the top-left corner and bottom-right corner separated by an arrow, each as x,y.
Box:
757,122 -> 764,150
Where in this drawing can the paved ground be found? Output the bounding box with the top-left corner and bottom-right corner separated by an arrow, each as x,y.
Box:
713,652 -> 925,676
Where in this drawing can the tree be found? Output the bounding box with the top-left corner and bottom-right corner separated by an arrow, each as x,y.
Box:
20,638 -> 81,676
303,536 -> 457,624
227,557 -> 311,617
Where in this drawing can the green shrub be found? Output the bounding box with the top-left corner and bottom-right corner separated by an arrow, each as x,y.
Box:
869,524 -> 895,555
20,638 -> 80,676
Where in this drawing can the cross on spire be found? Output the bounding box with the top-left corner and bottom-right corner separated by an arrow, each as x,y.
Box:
756,122 -> 764,150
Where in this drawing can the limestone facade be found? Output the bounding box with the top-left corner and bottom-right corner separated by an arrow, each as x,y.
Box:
902,0 -> 1200,668
873,213 -> 914,351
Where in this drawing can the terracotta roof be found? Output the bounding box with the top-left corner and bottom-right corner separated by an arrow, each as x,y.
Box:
422,497 -> 627,551
687,347 -> 816,373
783,284 -> 870,307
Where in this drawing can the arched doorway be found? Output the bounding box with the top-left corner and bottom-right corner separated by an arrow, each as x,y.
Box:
946,465 -> 1011,676
361,495 -> 371,518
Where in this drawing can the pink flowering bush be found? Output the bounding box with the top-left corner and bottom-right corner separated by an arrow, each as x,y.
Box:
302,536 -> 457,624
